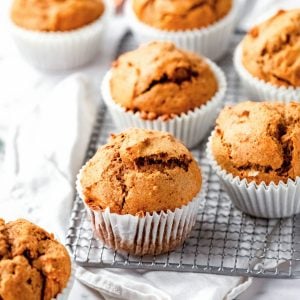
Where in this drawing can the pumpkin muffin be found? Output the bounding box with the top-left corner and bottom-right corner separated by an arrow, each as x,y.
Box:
0,218 -> 71,300
80,128 -> 202,215
242,9 -> 300,88
110,41 -> 218,120
11,0 -> 105,32
211,101 -> 300,185
78,128 -> 203,254
132,0 -> 232,30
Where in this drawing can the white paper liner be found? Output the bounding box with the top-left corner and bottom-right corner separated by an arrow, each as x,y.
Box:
9,0 -> 112,71
206,132 -> 300,218
54,262 -> 75,300
234,43 -> 300,102
76,162 -> 207,256
125,0 -> 238,60
101,58 -> 226,149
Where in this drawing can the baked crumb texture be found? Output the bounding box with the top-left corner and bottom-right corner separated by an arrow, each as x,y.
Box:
212,101 -> 300,184
110,41 -> 218,120
11,0 -> 105,32
80,128 -> 202,215
0,219 -> 71,300
242,9 -> 300,87
132,0 -> 232,30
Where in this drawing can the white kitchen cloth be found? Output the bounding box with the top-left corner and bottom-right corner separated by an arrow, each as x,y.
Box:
76,267 -> 251,300
0,74 -> 97,237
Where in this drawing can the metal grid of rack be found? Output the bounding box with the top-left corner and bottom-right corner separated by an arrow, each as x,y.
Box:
66,33 -> 300,278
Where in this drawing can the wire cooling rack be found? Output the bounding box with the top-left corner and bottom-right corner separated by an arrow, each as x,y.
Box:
66,33 -> 300,278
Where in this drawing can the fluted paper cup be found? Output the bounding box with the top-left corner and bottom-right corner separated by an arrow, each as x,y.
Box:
101,58 -> 226,148
9,0 -> 112,71
126,0 -> 238,61
207,133 -> 300,218
76,164 -> 207,256
234,43 -> 300,102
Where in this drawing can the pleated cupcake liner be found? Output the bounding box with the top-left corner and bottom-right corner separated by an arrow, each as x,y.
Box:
206,133 -> 300,219
125,0 -> 238,61
76,163 -> 207,256
234,43 -> 300,102
9,0 -> 112,71
101,57 -> 227,149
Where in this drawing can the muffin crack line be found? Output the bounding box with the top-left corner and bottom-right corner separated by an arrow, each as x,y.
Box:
137,67 -> 199,97
134,153 -> 192,172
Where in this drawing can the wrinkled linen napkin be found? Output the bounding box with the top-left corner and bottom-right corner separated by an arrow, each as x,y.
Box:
0,74 -> 97,237
0,1 -> 298,299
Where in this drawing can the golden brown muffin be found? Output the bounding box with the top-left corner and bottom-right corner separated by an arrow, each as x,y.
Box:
132,0 -> 232,30
110,41 -> 218,120
0,219 -> 71,300
80,128 -> 202,215
242,9 -> 300,87
211,101 -> 300,184
11,0 -> 105,32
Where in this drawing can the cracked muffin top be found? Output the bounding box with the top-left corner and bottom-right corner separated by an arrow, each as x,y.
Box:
132,0 -> 232,30
110,41 -> 218,120
11,0 -> 105,32
242,9 -> 300,87
0,218 -> 71,300
80,128 -> 202,215
211,101 -> 300,184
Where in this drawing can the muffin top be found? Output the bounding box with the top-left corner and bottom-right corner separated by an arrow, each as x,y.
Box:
80,128 -> 202,215
211,101 -> 300,184
242,9 -> 300,87
0,218 -> 71,300
11,0 -> 105,32
132,0 -> 232,30
110,41 -> 218,120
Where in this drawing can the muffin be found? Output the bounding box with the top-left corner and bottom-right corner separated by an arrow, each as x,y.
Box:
208,101 -> 300,218
111,41 -> 217,117
11,0 -> 105,32
132,0 -> 232,30
10,0 -> 110,70
77,128 -> 203,255
126,0 -> 237,60
102,41 -> 226,148
234,9 -> 300,102
0,218 -> 72,300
